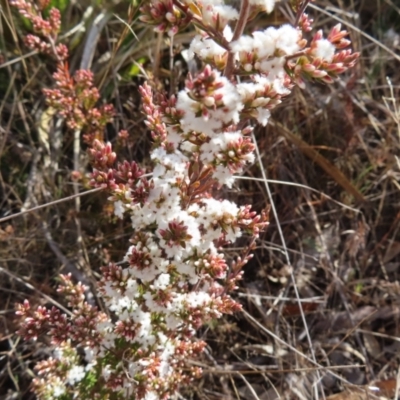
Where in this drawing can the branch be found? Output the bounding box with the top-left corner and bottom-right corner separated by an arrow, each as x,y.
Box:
224,0 -> 250,79
0,187 -> 104,223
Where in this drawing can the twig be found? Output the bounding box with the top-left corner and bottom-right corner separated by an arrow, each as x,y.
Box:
251,131 -> 323,400
0,266 -> 72,316
223,0 -> 250,79
242,309 -> 354,386
0,187 -> 104,223
295,0 -> 312,26
235,175 -> 361,213
21,148 -> 41,212
42,221 -> 97,306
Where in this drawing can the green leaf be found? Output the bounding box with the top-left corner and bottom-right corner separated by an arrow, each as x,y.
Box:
48,0 -> 70,12
126,57 -> 147,78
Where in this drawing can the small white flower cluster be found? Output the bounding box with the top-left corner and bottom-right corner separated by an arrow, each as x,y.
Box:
231,24 -> 301,75
194,0 -> 239,30
33,342 -> 86,398
312,38 -> 336,62
187,22 -> 302,129
249,0 -> 280,13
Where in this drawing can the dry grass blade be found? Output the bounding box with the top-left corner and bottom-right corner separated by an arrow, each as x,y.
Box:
0,187 -> 104,223
271,121 -> 365,203
325,381 -> 397,400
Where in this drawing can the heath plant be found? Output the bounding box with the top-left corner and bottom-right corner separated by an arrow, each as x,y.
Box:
11,0 -> 358,399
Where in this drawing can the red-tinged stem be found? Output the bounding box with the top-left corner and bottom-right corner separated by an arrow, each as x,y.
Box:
295,0 -> 312,26
224,0 -> 250,80
285,50 -> 307,60
173,0 -> 230,50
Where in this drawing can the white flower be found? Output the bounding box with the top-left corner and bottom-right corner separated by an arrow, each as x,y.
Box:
275,24 -> 300,54
66,365 -> 85,385
256,108 -> 271,126
53,347 -> 63,360
231,35 -> 256,54
249,0 -> 280,13
108,295 -> 138,313
157,211 -> 201,256
102,364 -> 112,381
156,340 -> 175,377
186,291 -> 211,308
130,263 -> 159,282
144,391 -> 159,400
177,92 -> 222,135
253,29 -> 277,58
189,35 -> 227,60
223,25 -> 233,41
313,39 -> 336,62
130,204 -> 156,229
84,347 -> 96,363
258,58 -> 286,78
52,381 -> 66,397
151,146 -> 188,169
213,165 -> 236,187
200,1 -> 238,29
177,72 -> 242,136
236,81 -> 259,101
165,313 -> 182,330
113,200 -> 125,219
175,260 -> 199,283
200,131 -> 242,165
202,198 -> 240,228
125,277 -> 139,297
232,24 -> 299,77
153,273 -> 170,290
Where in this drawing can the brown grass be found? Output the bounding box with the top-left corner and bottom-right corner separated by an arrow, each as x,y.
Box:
1,0 -> 400,399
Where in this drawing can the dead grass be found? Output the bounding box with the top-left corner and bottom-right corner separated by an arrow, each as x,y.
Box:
1,0 -> 400,399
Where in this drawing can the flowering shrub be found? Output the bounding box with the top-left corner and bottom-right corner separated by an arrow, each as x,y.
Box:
12,0 -> 358,399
